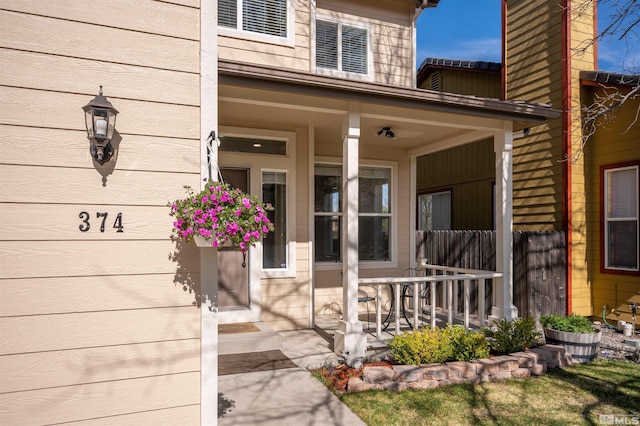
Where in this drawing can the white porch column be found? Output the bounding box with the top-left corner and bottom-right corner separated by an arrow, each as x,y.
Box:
334,103 -> 366,365
491,124 -> 518,321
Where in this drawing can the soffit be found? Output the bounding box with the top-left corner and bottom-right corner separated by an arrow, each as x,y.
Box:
218,60 -> 559,153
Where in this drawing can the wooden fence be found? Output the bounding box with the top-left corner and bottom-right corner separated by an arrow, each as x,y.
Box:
416,231 -> 567,319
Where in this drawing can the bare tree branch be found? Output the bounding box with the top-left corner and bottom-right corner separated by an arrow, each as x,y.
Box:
564,0 -> 640,162
571,82 -> 640,163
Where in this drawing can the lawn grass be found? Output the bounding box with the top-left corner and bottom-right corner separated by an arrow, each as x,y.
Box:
339,359 -> 640,426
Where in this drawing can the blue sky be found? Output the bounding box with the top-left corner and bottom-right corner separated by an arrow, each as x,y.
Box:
415,1 -> 639,73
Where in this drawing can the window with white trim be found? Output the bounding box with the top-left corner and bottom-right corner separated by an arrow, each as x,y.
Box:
262,171 -> 288,269
604,164 -> 639,272
314,164 -> 391,263
418,191 -> 452,230
316,19 -> 369,76
219,0 -> 290,40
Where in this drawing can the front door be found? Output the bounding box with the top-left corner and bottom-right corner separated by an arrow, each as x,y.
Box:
218,168 -> 250,310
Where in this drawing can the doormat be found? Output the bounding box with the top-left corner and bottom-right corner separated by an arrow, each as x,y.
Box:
219,350 -> 298,376
219,322 -> 261,334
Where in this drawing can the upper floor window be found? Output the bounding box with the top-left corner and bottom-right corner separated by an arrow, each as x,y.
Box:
219,0 -> 293,45
315,19 -> 371,79
603,163 -> 639,273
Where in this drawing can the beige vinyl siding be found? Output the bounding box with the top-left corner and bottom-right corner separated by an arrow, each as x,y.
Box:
583,86 -> 640,316
221,0 -> 414,85
0,10 -> 198,73
506,0 -> 564,231
218,3 -> 312,72
317,0 -> 414,86
0,1 -> 201,424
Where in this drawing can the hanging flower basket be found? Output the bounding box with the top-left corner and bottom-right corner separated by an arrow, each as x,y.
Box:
168,180 -> 274,252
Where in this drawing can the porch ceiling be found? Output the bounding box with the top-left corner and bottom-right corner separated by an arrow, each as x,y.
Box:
219,90 -> 474,153
218,60 -> 560,155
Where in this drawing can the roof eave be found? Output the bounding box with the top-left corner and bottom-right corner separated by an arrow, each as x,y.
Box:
218,60 -> 560,129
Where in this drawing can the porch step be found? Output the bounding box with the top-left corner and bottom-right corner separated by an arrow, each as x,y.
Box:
219,322 -> 282,355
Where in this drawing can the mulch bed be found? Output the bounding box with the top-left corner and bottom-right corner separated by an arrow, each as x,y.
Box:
310,361 -> 394,394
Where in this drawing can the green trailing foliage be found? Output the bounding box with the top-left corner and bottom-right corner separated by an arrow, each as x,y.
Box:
481,317 -> 542,355
389,325 -> 490,365
540,313 -> 596,334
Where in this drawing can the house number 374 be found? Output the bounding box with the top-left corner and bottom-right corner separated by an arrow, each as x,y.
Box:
78,212 -> 124,233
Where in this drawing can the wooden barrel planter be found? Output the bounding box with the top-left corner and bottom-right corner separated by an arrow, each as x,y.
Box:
543,328 -> 601,363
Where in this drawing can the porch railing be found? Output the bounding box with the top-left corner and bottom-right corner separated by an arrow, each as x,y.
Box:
358,262 -> 502,340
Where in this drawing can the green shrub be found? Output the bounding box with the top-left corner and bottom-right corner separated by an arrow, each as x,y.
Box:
540,313 -> 595,333
444,325 -> 491,361
389,327 -> 453,365
389,325 -> 491,365
482,317 -> 542,355
448,325 -> 490,361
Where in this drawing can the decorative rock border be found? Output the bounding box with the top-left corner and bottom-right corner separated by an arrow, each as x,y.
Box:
347,344 -> 573,392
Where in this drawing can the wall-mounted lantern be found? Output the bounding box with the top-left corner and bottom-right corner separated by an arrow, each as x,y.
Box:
83,86 -> 118,164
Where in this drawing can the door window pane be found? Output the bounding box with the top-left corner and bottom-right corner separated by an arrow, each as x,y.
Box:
263,172 -> 287,269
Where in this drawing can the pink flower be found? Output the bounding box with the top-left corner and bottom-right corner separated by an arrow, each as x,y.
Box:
243,232 -> 252,242
242,198 -> 251,208
227,222 -> 239,235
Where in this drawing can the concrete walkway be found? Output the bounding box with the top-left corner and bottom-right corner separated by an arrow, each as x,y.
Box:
218,329 -> 366,426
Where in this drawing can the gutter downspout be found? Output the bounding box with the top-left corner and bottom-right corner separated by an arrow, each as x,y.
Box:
501,0 -> 507,100
411,7 -> 425,88
411,0 -> 440,88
